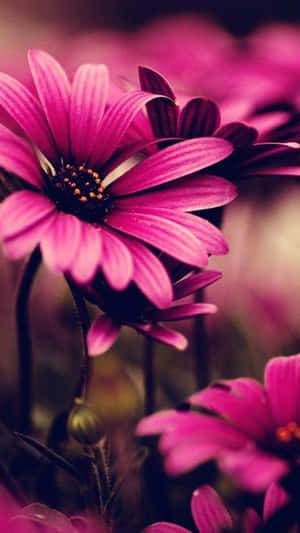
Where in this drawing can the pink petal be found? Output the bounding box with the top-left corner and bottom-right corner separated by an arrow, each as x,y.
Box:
150,303 -> 217,321
69,222 -> 102,284
70,64 -> 109,163
190,378 -> 273,441
101,226 -> 133,291
40,212 -> 82,272
0,191 -> 55,239
191,486 -> 233,533
28,50 -> 71,159
243,509 -> 261,533
179,98 -> 220,138
135,324 -> 188,351
0,73 -> 57,161
89,91 -> 170,167
143,524 -> 191,533
165,442 -> 220,476
106,210 -> 208,267
174,271 -> 222,300
114,173 -> 237,211
117,233 -> 173,309
138,66 -> 178,137
265,355 -> 300,427
219,448 -> 288,492
87,314 -> 120,356
132,207 -> 228,255
109,138 -> 233,196
0,124 -> 43,189
263,482 -> 290,521
3,211 -> 56,259
136,410 -> 183,436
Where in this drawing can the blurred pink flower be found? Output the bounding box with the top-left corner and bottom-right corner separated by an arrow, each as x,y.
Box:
137,354 -> 300,492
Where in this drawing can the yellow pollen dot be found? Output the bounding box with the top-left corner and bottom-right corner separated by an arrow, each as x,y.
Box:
276,427 -> 292,443
80,196 -> 88,202
98,187 -> 103,193
74,188 -> 81,195
71,172 -> 77,177
64,177 -> 69,182
175,98 -> 180,106
87,169 -> 94,175
89,192 -> 96,198
70,182 -> 76,188
65,164 -> 71,169
95,178 -> 101,184
85,182 -> 90,186
78,165 -> 84,171
93,172 -> 99,178
97,194 -> 103,199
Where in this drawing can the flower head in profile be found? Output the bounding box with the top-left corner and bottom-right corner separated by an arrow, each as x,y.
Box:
144,482 -> 295,533
86,267 -> 221,356
137,354 -> 300,492
0,50 -> 235,292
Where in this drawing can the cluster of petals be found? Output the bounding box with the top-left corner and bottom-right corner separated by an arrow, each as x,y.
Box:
137,354 -> 300,492
86,269 -> 221,356
0,49 -> 236,297
144,482 -> 294,533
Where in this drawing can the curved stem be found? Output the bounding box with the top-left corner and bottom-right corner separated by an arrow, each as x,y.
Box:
16,247 -> 41,433
66,278 -> 91,400
144,337 -> 155,415
194,288 -> 210,389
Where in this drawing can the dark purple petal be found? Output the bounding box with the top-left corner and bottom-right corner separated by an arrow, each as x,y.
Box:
236,143 -> 300,177
89,91 -> 171,167
40,212 -> 82,272
106,210 -> 208,267
0,73 -> 57,161
149,303 -> 217,321
132,207 -> 228,255
87,314 -> 120,356
70,64 -> 109,164
179,98 -> 220,138
110,138 -> 233,196
0,124 -> 43,189
135,324 -> 188,351
215,122 -> 258,149
101,226 -> 133,291
117,233 -> 173,309
191,486 -> 233,533
174,271 -> 222,300
28,49 -> 71,159
69,222 -> 102,284
114,173 -> 237,211
138,66 -> 178,137
264,355 -> 300,426
243,509 -> 261,533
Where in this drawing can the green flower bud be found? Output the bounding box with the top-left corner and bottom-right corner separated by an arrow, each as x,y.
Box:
67,399 -> 103,445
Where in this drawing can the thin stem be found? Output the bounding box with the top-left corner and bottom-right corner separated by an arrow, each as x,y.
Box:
194,289 -> 210,389
66,278 -> 91,400
143,337 -> 155,415
16,247 -> 41,433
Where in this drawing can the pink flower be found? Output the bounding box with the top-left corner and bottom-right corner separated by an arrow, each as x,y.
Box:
0,50 -> 235,294
86,269 -> 221,356
144,482 -> 294,533
137,354 -> 300,492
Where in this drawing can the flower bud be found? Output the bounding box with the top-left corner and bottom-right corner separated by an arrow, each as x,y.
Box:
67,399 -> 103,445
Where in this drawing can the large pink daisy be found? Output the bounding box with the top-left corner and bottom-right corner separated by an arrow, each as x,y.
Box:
0,50 -> 235,299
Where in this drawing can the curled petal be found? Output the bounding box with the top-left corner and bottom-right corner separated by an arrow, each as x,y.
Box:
135,324 -> 188,351
87,314 -> 120,356
179,98 -> 220,138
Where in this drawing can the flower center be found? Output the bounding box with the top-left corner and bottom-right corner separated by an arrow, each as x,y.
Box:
47,163 -> 111,223
276,421 -> 300,445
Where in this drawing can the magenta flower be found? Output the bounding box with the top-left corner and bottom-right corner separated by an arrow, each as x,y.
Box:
0,50 -> 235,293
137,354 -> 300,492
86,269 -> 221,355
144,482 -> 293,533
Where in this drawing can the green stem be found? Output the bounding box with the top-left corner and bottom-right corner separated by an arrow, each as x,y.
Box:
144,337 -> 155,415
16,247 -> 41,433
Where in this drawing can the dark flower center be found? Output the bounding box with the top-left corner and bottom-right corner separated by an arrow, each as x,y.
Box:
47,163 -> 111,223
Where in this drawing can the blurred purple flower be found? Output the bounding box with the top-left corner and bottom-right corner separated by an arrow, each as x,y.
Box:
137,354 -> 300,492
0,50 -> 235,292
144,482 -> 293,533
86,269 -> 221,356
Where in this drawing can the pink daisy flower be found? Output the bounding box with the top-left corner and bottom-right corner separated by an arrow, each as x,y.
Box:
86,268 -> 221,356
137,354 -> 300,492
0,50 -> 235,292
144,482 -> 294,533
